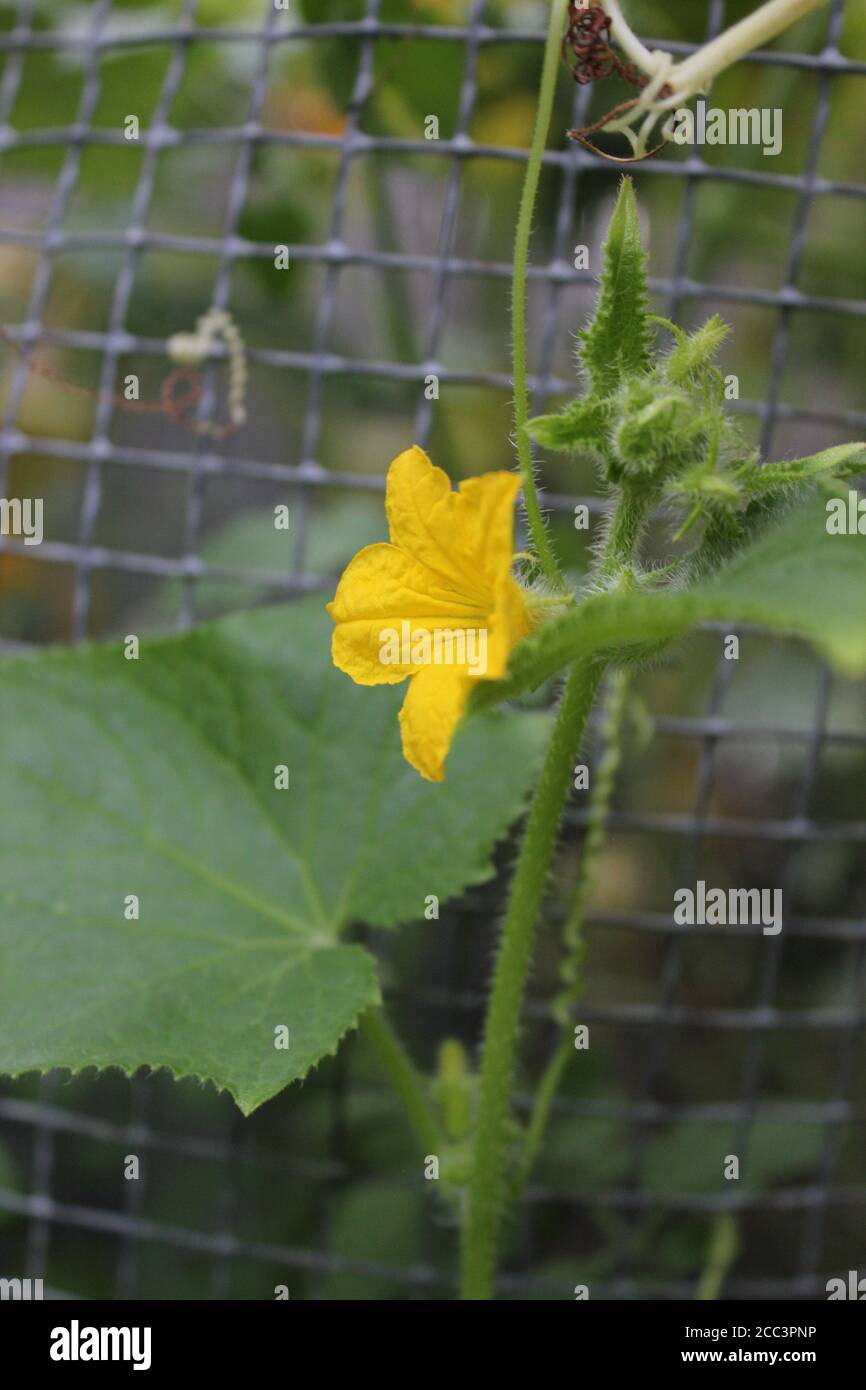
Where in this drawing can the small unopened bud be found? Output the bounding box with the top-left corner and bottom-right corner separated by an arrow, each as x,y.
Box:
609,377 -> 706,484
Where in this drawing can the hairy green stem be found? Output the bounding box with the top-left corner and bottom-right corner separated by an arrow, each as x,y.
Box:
672,0 -> 829,93
361,1007 -> 442,1155
512,0 -> 568,591
517,667 -> 632,1193
461,658 -> 604,1300
598,486 -> 654,580
459,0 -> 655,1302
461,475 -> 646,1298
559,667 -> 631,979
695,1213 -> 739,1301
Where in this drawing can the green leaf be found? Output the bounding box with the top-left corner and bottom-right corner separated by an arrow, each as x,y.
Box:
740,442 -> 866,498
578,177 -> 652,396
525,397 -> 610,454
471,494 -> 866,713
686,447 -> 866,576
663,314 -> 730,384
0,600 -> 546,1113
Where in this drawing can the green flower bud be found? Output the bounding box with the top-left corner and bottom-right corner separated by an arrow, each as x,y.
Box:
608,378 -> 707,484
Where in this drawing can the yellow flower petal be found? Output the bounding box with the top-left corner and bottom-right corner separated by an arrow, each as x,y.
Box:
449,472 -> 527,589
398,666 -> 473,782
328,447 -> 534,778
385,446 -> 523,595
328,542 -> 488,686
484,570 -> 535,680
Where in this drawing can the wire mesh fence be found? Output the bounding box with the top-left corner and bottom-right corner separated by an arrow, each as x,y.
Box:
0,0 -> 863,1299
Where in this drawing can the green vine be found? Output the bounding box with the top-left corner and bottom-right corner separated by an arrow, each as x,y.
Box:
461,657 -> 605,1299
511,0 -> 569,591
516,665 -> 632,1196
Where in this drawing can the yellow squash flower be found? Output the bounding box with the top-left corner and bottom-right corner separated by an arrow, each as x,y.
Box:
327,446 -> 533,782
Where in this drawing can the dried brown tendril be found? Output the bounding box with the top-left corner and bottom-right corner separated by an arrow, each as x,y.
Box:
0,325 -> 243,441
562,2 -> 646,88
562,2 -> 671,164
